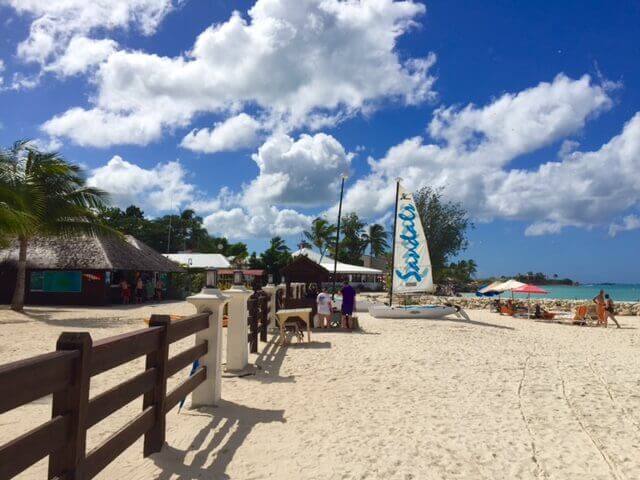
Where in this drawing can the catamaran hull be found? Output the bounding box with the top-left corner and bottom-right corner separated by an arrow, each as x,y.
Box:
368,304 -> 461,319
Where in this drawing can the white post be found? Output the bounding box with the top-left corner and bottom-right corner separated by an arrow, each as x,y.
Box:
186,287 -> 230,407
224,283 -> 252,371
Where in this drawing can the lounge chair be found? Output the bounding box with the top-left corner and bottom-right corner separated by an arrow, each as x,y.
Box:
573,305 -> 598,326
500,305 -> 515,316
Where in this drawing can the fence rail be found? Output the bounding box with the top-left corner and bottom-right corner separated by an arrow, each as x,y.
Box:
0,312 -> 211,480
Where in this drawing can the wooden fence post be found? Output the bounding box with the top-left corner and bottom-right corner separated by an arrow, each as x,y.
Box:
49,332 -> 92,480
143,315 -> 170,457
248,297 -> 259,354
259,294 -> 268,342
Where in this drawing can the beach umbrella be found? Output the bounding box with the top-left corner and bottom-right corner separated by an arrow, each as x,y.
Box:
512,284 -> 548,317
483,279 -> 527,300
477,281 -> 504,296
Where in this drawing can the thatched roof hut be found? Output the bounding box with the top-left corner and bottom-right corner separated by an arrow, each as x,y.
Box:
0,235 -> 182,272
0,235 -> 183,306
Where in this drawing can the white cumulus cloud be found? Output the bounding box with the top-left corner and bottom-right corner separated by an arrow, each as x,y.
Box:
330,74 -> 640,236
46,36 -> 118,76
244,132 -> 353,207
87,155 -> 195,212
609,215 -> 640,237
41,0 -> 435,147
200,131 -> 352,238
180,113 -> 261,154
3,0 -> 177,69
85,154 -> 312,238
203,205 -> 311,239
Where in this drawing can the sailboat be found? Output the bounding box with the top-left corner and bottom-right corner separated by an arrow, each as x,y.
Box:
368,181 -> 468,320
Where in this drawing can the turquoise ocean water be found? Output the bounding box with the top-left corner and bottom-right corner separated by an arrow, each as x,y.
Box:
469,284 -> 640,302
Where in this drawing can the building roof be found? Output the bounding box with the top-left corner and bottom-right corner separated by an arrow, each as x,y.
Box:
0,235 -> 183,272
281,255 -> 330,283
163,253 -> 230,269
218,269 -> 264,276
292,248 -> 383,275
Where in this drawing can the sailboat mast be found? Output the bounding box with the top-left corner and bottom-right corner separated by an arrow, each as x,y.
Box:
388,180 -> 400,306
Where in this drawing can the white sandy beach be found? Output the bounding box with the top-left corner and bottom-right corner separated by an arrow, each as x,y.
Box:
1,302 -> 640,479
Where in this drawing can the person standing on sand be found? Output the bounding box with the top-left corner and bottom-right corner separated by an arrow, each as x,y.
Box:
593,289 -> 606,325
340,280 -> 356,329
120,279 -> 130,305
155,277 -> 164,301
604,294 -> 621,328
316,287 -> 333,328
136,276 -> 145,304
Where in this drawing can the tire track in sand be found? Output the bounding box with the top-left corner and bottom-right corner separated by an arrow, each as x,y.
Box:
588,360 -> 640,435
557,360 -> 624,480
517,353 -> 547,480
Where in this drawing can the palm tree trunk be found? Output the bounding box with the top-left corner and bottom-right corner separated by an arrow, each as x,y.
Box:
10,236 -> 27,312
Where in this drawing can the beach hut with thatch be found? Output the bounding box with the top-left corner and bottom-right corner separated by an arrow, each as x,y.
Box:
0,235 -> 183,306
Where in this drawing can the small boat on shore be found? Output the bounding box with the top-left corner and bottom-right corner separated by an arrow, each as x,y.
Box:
369,181 -> 466,320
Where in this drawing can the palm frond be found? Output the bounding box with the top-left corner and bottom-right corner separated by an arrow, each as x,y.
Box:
43,219 -> 121,239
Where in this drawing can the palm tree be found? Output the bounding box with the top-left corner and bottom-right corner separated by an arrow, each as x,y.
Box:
0,183 -> 33,247
0,141 -> 112,311
465,259 -> 477,279
303,217 -> 336,261
363,223 -> 389,257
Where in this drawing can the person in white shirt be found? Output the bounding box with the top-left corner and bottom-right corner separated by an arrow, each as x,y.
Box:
316,288 -> 333,328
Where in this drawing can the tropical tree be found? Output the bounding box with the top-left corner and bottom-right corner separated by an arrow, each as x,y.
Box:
297,239 -> 312,250
443,259 -> 477,283
334,212 -> 367,265
0,181 -> 34,247
303,217 -> 336,261
260,236 -> 291,282
248,251 -> 263,269
0,141 -> 112,311
362,223 -> 389,257
98,206 -> 248,257
413,186 -> 473,281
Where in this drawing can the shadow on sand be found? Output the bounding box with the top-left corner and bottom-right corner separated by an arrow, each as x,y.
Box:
19,310 -> 134,329
450,317 -> 515,331
287,341 -> 332,349
400,316 -> 515,331
311,327 -> 381,335
152,401 -> 285,480
250,335 -> 294,383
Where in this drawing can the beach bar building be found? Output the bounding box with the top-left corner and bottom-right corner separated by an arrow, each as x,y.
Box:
0,235 -> 183,306
291,248 -> 383,290
163,253 -> 265,286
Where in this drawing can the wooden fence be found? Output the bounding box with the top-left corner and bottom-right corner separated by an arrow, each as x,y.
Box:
0,312 -> 211,480
247,290 -> 270,354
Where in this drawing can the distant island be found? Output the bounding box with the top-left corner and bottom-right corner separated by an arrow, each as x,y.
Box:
513,272 -> 575,285
474,272 -> 576,287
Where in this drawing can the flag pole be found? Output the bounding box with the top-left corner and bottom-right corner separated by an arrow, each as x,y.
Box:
331,174 -> 347,300
388,179 -> 401,306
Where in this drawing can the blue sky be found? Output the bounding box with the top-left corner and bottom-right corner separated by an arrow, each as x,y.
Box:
1,0 -> 639,282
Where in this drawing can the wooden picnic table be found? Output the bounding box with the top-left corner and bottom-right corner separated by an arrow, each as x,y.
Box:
275,308 -> 312,345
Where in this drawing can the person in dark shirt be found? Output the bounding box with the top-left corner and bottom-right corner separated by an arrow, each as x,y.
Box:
340,281 -> 356,329
604,294 -> 621,328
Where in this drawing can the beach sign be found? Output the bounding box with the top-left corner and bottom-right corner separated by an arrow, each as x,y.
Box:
393,184 -> 434,294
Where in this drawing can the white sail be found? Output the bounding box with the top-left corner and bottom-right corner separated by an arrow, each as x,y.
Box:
392,184 -> 434,294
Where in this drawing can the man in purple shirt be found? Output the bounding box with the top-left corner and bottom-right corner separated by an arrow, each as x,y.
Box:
340,281 -> 356,328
